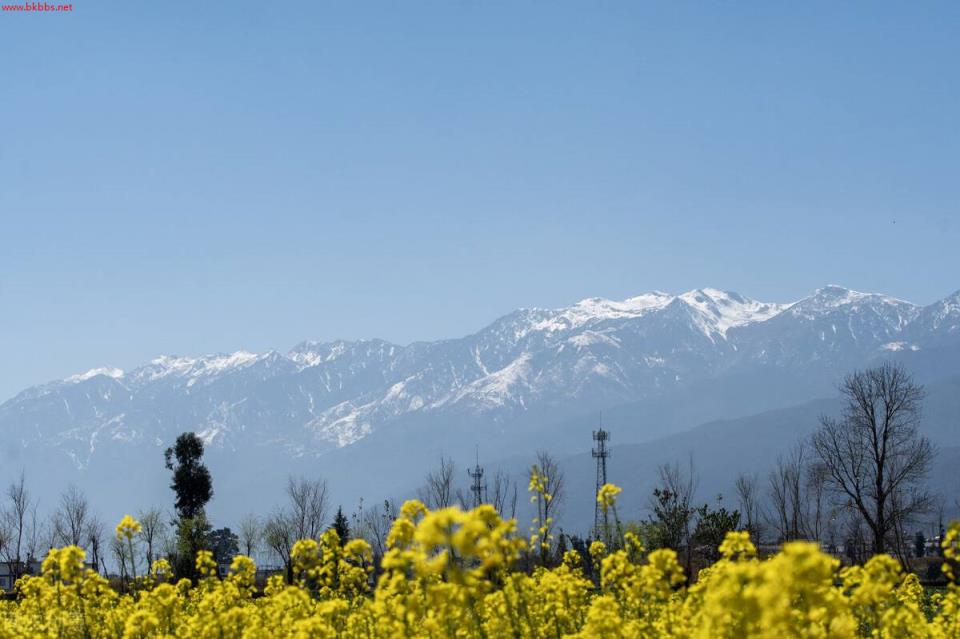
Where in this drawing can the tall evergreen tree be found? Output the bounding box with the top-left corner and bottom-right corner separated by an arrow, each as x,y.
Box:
165,433 -> 214,519
331,506 -> 350,546
165,432 -> 214,580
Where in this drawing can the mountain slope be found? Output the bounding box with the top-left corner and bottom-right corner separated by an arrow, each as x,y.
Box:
550,375 -> 960,531
2,284 -> 959,527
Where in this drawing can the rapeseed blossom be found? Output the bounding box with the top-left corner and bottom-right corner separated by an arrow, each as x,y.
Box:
596,483 -> 621,511
114,514 -> 141,541
0,499 -> 955,638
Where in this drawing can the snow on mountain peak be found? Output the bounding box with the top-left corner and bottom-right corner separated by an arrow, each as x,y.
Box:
143,350 -> 265,380
782,286 -> 919,328
67,367 -> 125,383
927,289 -> 960,315
13,283 -> 960,465
808,285 -> 913,308
287,339 -> 398,370
811,285 -> 871,306
525,289 -> 788,338
528,292 -> 673,333
780,286 -> 920,337
43,284 -> 938,414
677,288 -> 788,336
618,291 -> 675,311
199,350 -> 264,372
522,289 -> 789,340
287,341 -> 344,368
571,292 -> 674,318
911,289 -> 960,335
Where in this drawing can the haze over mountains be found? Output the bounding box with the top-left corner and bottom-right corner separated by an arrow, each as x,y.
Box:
2,285 -> 959,529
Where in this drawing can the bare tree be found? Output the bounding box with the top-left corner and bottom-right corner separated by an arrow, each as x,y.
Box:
286,476 -> 329,541
26,503 -> 48,564
535,450 -> 565,520
735,472 -> 762,543
112,536 -> 132,591
417,457 -> 457,510
264,509 -> 295,580
359,499 -> 396,561
812,363 -> 935,556
933,494 -> 947,545
85,516 -> 105,574
766,443 -> 813,542
889,489 -> 915,563
264,476 -> 329,581
490,470 -> 518,520
842,511 -> 869,564
530,450 -> 566,565
52,485 -> 90,547
238,513 -> 263,557
161,529 -> 178,562
138,507 -> 165,569
0,518 -> 7,563
807,461 -> 831,543
1,472 -> 33,580
763,442 -> 835,545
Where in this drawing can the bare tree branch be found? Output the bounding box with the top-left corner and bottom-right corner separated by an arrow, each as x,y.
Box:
811,363 -> 935,557
417,457 -> 457,510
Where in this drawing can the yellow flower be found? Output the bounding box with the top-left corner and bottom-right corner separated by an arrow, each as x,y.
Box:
943,521 -> 960,581
718,531 -> 756,560
195,549 -> 217,579
115,514 -> 142,541
0,487 -> 955,638
596,483 -> 622,512
150,558 -> 173,582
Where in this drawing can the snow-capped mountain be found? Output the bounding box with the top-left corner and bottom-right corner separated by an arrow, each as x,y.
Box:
906,290 -> 960,347
728,285 -> 924,367
2,285 -> 958,477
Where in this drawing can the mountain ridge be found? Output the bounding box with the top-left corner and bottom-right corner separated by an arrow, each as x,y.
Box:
4,284 -> 960,532
22,284 -> 932,395
3,284 -> 958,474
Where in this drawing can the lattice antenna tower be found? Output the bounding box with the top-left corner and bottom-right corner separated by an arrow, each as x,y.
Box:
468,446 -> 486,508
592,419 -> 611,540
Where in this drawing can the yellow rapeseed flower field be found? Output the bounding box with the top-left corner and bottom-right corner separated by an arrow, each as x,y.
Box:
0,485 -> 957,638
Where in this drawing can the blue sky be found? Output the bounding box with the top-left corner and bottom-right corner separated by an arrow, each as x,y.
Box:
1,1 -> 958,400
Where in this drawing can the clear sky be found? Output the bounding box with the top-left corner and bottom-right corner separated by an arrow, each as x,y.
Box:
1,1 -> 958,401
